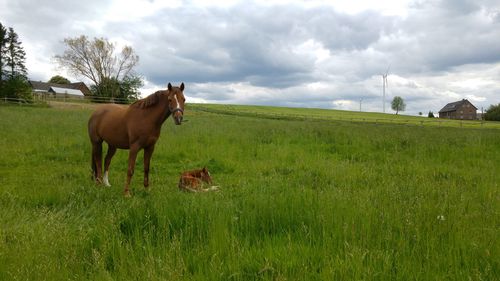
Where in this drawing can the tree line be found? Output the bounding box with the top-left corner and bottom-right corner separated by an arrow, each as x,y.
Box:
0,22 -> 31,101
1,21 -> 142,104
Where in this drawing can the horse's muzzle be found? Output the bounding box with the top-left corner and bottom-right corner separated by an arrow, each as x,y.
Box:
172,108 -> 184,125
174,115 -> 183,125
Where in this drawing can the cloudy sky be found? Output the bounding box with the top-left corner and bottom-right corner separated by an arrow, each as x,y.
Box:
1,0 -> 499,114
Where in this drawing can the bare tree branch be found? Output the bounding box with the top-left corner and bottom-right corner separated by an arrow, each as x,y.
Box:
54,35 -> 139,93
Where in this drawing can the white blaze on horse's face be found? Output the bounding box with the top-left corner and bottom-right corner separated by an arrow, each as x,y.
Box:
174,94 -> 180,109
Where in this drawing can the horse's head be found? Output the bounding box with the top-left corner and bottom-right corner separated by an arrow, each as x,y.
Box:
167,82 -> 185,125
200,167 -> 213,184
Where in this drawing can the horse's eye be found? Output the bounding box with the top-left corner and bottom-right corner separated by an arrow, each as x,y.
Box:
183,98 -> 186,102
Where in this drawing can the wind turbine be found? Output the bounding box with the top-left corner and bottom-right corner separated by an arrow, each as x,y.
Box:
382,66 -> 390,113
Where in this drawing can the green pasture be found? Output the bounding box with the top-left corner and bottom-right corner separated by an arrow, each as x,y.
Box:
0,104 -> 498,280
193,103 -> 500,129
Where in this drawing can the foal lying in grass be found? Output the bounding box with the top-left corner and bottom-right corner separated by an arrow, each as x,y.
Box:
178,167 -> 219,192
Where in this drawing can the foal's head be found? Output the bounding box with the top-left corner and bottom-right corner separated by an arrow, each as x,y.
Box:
199,167 -> 213,184
167,82 -> 186,125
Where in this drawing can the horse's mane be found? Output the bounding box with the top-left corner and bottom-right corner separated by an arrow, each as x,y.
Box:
131,91 -> 165,109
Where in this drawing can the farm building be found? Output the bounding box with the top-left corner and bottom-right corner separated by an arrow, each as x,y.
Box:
29,80 -> 91,99
48,86 -> 85,99
438,99 -> 477,120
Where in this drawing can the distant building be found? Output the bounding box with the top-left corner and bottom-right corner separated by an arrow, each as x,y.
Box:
29,80 -> 91,99
438,99 -> 477,120
48,86 -> 85,99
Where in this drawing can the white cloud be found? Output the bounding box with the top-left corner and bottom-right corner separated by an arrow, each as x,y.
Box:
293,39 -> 331,63
332,99 -> 355,110
450,78 -> 496,90
105,0 -> 182,22
251,0 -> 412,16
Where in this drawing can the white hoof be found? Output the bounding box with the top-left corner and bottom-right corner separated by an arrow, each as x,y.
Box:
103,172 -> 111,187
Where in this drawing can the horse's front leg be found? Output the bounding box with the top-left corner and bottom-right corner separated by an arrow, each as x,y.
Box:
103,146 -> 117,187
143,144 -> 156,189
124,144 -> 140,197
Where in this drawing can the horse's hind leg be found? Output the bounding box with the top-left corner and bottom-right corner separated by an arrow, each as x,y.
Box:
92,141 -> 103,184
103,145 -> 117,187
91,152 -> 97,181
124,144 -> 140,197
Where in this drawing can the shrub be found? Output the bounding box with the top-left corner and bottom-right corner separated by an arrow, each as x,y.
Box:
484,104 -> 500,121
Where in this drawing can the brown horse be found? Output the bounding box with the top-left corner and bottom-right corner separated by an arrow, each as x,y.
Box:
88,82 -> 185,197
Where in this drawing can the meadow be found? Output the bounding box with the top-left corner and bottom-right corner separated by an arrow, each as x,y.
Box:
192,103 -> 500,129
0,104 -> 498,280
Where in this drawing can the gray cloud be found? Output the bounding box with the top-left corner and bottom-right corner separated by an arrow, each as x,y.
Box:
382,0 -> 500,74
114,3 -> 395,87
130,4 -> 318,87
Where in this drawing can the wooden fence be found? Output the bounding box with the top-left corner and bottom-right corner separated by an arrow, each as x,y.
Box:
2,94 -> 132,105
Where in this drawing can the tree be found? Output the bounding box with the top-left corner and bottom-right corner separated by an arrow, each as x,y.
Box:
391,96 -> 406,115
0,22 -> 29,101
48,75 -> 71,84
90,76 -> 120,103
4,27 -> 27,79
118,75 -> 143,102
0,22 -> 7,82
55,35 -> 140,100
484,104 -> 500,121
428,111 -> 435,118
2,74 -> 32,101
90,75 -> 143,103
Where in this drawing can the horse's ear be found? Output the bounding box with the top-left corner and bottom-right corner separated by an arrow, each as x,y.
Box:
168,83 -> 172,91
180,82 -> 185,91
202,167 -> 207,172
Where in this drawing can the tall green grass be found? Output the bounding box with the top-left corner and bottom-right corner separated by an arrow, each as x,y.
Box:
0,104 -> 498,280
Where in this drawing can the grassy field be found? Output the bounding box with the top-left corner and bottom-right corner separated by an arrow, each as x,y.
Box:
0,104 -> 498,280
191,103 -> 500,129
